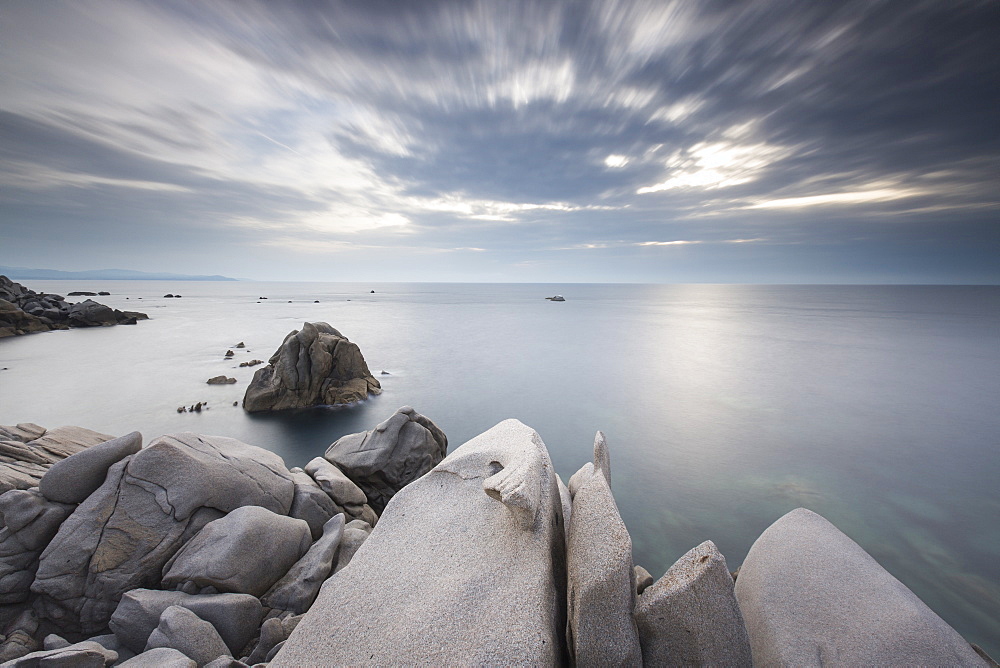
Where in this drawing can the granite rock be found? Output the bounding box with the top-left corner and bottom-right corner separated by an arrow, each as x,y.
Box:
633,565 -> 653,596
109,589 -> 263,656
262,514 -> 345,614
0,489 -> 74,604
287,471 -> 340,540
734,508 -> 988,666
565,432 -> 641,667
144,606 -> 230,667
162,506 -> 311,598
39,431 -> 142,504
272,419 -> 567,666
634,540 -> 752,666
0,425 -> 113,494
117,647 -> 196,668
323,406 -> 447,513
0,640 -> 117,667
242,322 -> 381,412
32,433 -> 293,634
331,522 -> 371,574
304,458 -> 366,506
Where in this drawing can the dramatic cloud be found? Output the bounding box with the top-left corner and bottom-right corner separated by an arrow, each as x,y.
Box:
0,0 -> 997,281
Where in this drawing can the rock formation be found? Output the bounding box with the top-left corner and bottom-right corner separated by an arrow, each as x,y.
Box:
735,507 -> 988,666
0,276 -> 147,338
323,406 -> 447,514
272,419 -> 568,666
1,424 -> 114,494
242,322 -> 381,412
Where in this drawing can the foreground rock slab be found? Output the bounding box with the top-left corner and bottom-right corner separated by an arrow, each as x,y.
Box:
273,419 -> 567,666
39,431 -> 142,504
1,425 -> 113,495
635,540 -> 752,666
734,507 -> 988,666
242,322 -> 381,412
323,406 -> 447,514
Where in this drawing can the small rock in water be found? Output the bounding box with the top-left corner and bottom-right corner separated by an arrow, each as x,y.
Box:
370,290 -> 375,293
233,401 -> 238,407
259,297 -> 268,300
193,402 -> 202,412
288,300 -> 292,303
235,342 -> 245,348
224,350 -> 234,357
163,294 -> 174,298
207,376 -> 237,385
380,370 -> 390,375
98,291 -> 110,296
177,407 -> 185,413
239,359 -> 264,368
314,300 -> 319,303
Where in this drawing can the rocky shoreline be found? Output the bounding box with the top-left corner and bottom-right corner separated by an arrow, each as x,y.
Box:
0,277 -> 148,338
0,411 -> 994,667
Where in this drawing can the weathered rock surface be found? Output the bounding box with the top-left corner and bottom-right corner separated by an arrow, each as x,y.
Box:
0,425 -> 113,494
242,322 -> 381,412
323,406 -> 447,513
162,506 -> 311,598
0,640 -> 117,667
38,431 -> 142,504
735,508 -> 988,666
287,471 -> 339,540
304,457 -> 366,507
0,490 -> 75,604
565,431 -> 641,666
272,419 -> 567,666
32,434 -> 294,634
634,540 -> 752,666
331,521 -> 371,574
144,606 -> 230,666
109,589 -> 263,656
262,514 -> 345,614
0,276 -> 146,338
117,647 -> 196,668
245,615 -> 301,666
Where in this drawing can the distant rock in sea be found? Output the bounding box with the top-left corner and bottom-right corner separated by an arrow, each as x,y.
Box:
242,322 -> 381,413
0,276 -> 147,338
547,295 -> 566,301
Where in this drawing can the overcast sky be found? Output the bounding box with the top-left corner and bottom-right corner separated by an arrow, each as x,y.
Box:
1,0 -> 997,282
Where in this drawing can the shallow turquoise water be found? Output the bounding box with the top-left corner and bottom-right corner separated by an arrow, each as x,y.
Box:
1,281 -> 998,654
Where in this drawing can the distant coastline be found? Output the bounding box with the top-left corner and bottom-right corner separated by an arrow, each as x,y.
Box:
0,266 -> 240,281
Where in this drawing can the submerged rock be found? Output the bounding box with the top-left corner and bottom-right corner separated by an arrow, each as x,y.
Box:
272,419 -> 567,666
735,508 -> 988,666
242,322 -> 381,412
323,406 -> 447,514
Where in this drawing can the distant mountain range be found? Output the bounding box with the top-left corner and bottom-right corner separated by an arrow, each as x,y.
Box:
0,266 -> 239,281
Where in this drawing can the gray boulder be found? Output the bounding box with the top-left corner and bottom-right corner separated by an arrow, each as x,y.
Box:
117,647 -> 195,668
1,425 -> 113,494
323,406 -> 447,513
162,506 -> 311,598
245,616 -> 302,665
735,508 -> 988,666
304,458 -> 366,507
242,322 -> 381,412
144,606 -> 230,666
287,471 -> 340,540
565,431 -> 641,667
109,589 -> 263,656
66,299 -> 117,327
39,431 -> 142,504
262,514 -> 345,614
0,640 -> 117,667
272,419 -> 567,666
0,489 -> 74,604
634,540 -> 752,666
332,521 -> 372,574
32,434 -> 294,634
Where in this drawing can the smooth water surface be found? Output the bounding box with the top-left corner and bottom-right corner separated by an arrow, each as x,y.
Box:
1,281 -> 998,654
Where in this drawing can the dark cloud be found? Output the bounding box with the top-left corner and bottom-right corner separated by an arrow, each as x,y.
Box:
0,0 -> 997,281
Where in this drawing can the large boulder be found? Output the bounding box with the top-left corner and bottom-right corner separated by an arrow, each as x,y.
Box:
0,425 -> 113,494
634,540 -> 752,666
0,640 -> 117,667
0,489 -> 75,604
31,434 -> 295,634
66,299 -> 118,327
109,589 -> 263,656
272,419 -> 568,666
242,322 -> 381,412
734,508 -> 988,666
39,431 -> 142,504
565,432 -> 641,666
323,406 -> 447,514
161,506 -> 311,598
144,606 -> 230,666
262,514 -> 345,614
287,470 -> 340,540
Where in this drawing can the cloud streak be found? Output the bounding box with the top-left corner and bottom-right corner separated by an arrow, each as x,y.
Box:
0,0 -> 997,282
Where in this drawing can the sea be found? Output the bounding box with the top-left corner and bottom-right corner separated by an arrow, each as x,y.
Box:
1,281 -> 998,655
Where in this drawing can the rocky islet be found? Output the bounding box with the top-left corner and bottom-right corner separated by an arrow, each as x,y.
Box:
0,276 -> 147,338
0,412 -> 992,666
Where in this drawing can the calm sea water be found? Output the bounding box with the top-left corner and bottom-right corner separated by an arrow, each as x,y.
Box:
1,281 -> 998,654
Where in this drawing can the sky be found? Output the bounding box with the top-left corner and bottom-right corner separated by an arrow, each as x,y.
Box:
1,0 -> 998,283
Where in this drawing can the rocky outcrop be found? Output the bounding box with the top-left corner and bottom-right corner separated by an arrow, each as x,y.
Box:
735,507 -> 988,666
272,419 -> 568,666
1,424 -> 113,494
0,489 -> 75,604
31,433 -> 295,634
565,432 -> 641,666
242,322 -> 381,412
38,431 -> 142,504
323,406 -> 447,514
635,540 -> 752,666
0,276 -> 147,338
